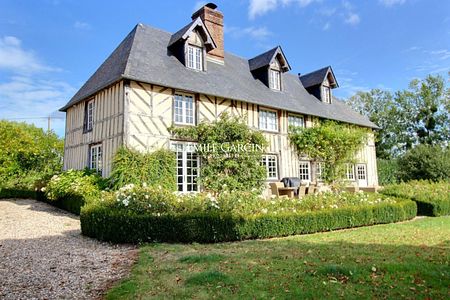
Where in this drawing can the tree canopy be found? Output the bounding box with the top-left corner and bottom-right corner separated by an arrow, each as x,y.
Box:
347,74 -> 449,159
0,120 -> 64,189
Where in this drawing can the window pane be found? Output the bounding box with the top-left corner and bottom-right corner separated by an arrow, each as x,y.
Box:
260,110 -> 277,131
299,161 -> 310,181
288,115 -> 304,128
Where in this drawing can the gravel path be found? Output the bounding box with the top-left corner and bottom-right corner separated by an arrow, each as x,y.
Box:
0,199 -> 137,300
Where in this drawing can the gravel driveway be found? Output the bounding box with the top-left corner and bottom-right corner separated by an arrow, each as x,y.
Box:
0,199 -> 137,300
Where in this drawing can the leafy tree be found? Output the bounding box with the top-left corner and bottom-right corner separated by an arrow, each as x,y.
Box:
288,121 -> 368,185
169,113 -> 268,193
0,120 -> 64,189
347,74 -> 449,159
397,145 -> 450,182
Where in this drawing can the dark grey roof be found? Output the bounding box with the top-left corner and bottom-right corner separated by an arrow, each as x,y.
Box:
300,66 -> 338,88
168,17 -> 216,50
248,46 -> 290,72
61,23 -> 377,129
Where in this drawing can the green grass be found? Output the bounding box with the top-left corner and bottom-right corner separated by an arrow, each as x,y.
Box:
106,217 -> 450,299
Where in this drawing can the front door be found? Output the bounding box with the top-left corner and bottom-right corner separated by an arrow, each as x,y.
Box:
356,164 -> 367,187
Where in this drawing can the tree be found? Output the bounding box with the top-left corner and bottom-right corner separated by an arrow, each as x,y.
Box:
288,121 -> 368,185
169,113 -> 268,193
347,74 -> 449,158
0,120 -> 64,189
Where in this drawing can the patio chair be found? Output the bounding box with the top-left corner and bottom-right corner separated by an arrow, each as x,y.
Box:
297,184 -> 307,198
269,182 -> 288,198
307,183 -> 317,194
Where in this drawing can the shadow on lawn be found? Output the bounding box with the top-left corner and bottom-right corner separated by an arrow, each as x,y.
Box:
127,233 -> 450,299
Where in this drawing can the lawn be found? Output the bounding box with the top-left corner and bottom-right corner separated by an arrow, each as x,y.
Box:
107,217 -> 450,299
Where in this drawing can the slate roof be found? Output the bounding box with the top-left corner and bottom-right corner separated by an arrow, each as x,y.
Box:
61,23 -> 377,129
248,46 -> 290,72
300,66 -> 338,88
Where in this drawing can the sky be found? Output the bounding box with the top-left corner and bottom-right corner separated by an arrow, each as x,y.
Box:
0,0 -> 449,136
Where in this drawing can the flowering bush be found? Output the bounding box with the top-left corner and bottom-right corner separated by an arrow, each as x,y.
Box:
105,183 -> 400,217
44,169 -> 107,202
381,180 -> 449,216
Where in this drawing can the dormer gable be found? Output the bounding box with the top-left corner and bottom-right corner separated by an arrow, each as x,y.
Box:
168,17 -> 216,71
248,46 -> 291,91
299,66 -> 338,103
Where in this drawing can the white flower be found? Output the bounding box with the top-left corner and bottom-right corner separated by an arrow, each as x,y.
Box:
261,208 -> 268,214
145,195 -> 149,199
143,182 -> 147,187
122,199 -> 129,207
40,187 -> 46,192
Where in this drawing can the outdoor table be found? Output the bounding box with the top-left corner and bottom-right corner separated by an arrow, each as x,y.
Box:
278,187 -> 297,198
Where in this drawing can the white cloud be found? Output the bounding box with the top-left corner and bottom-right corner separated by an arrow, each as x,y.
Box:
248,0 -> 319,19
0,36 -> 74,135
429,49 -> 450,60
225,25 -> 272,40
345,12 -> 360,25
322,22 -> 330,31
379,0 -> 406,7
73,21 -> 91,30
0,36 -> 61,74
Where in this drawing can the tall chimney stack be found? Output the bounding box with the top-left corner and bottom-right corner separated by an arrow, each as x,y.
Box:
192,3 -> 224,64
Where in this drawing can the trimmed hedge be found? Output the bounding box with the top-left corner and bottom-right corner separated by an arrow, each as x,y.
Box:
80,199 -> 417,243
36,192 -> 84,215
0,188 -> 84,215
0,188 -> 36,199
381,181 -> 450,217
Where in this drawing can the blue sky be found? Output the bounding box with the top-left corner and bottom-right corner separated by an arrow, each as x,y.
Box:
0,0 -> 449,136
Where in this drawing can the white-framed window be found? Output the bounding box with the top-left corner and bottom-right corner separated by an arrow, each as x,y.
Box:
259,109 -> 278,132
261,155 -> 278,180
171,142 -> 199,192
357,164 -> 367,180
288,114 -> 305,129
85,99 -> 94,132
322,85 -> 331,104
174,93 -> 195,125
269,69 -> 281,90
299,160 -> 311,181
315,162 -> 324,181
89,144 -> 102,174
187,45 -> 203,71
345,163 -> 355,181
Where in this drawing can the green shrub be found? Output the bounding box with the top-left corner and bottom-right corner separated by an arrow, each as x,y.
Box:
377,159 -> 399,185
81,193 -> 416,244
381,181 -> 450,216
0,120 -> 64,190
0,187 -> 36,199
397,145 -> 450,182
109,147 -> 176,190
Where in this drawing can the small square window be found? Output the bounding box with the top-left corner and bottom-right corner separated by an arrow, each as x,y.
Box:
299,161 -> 311,181
288,114 -> 304,129
259,109 -> 278,132
261,155 -> 278,180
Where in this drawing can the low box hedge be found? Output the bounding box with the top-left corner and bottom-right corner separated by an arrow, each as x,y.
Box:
0,188 -> 37,199
381,181 -> 450,217
80,199 -> 417,244
36,192 -> 85,215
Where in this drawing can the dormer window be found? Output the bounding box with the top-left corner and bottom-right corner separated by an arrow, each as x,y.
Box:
269,69 -> 281,90
249,46 -> 291,91
168,17 -> 217,71
187,44 -> 203,71
322,85 -> 331,104
299,66 -> 339,104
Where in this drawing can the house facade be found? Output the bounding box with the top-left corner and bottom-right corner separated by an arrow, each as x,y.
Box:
61,3 -> 379,192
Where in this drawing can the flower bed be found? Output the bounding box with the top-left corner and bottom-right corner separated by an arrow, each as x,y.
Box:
381,181 -> 450,216
80,185 -> 417,243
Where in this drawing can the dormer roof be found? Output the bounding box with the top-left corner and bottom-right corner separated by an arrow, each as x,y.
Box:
248,46 -> 291,72
300,66 -> 338,89
168,17 -> 216,51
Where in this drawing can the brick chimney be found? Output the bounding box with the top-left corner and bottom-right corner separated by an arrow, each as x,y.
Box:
192,3 -> 224,64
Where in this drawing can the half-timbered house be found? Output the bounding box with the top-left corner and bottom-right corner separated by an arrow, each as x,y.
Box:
61,3 -> 379,192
